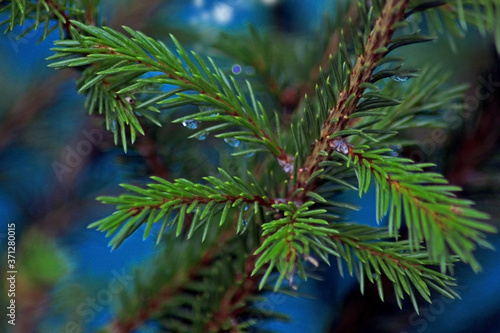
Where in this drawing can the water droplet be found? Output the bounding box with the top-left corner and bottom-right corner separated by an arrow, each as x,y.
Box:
182,119 -> 200,129
244,152 -> 255,158
281,163 -> 293,174
245,66 -> 256,75
241,219 -> 248,227
135,111 -> 142,117
224,138 -> 240,147
304,255 -> 319,267
231,64 -> 242,75
196,133 -> 207,141
278,155 -> 295,175
111,120 -> 117,132
244,204 -> 250,211
391,75 -> 409,82
288,274 -> 298,290
329,138 -> 351,155
125,96 -> 135,105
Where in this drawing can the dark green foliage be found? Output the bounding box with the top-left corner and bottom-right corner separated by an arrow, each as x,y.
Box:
408,0 -> 500,52
0,0 -> 98,41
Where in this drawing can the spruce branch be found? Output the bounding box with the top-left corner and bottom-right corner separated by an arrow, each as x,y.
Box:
47,21 -> 291,167
278,0 -> 497,301
89,170 -> 280,249
335,144 -> 496,272
295,0 -> 411,192
252,201 -> 340,291
330,223 -> 459,312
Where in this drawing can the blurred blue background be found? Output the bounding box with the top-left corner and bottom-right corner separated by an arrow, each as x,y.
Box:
1,1 -> 500,332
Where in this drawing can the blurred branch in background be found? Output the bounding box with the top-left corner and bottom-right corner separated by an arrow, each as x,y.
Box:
447,62 -> 500,190
0,70 -> 76,152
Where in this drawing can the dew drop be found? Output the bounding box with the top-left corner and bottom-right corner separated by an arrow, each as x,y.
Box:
244,152 -> 255,158
111,120 -> 117,132
182,119 -> 200,129
224,138 -> 240,147
125,96 -> 135,105
278,155 -> 295,175
196,133 -> 208,141
391,75 -> 409,82
244,204 -> 250,211
329,138 -> 351,155
304,255 -> 319,268
231,64 -> 242,75
281,163 -> 293,174
241,219 -> 248,228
